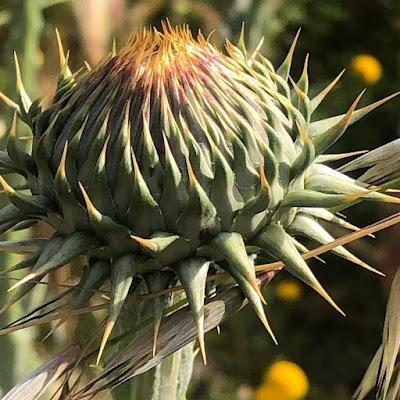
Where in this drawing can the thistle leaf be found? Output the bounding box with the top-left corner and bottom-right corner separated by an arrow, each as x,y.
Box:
256,224 -> 345,315
281,189 -> 362,209
211,232 -> 266,305
276,28 -> 301,80
54,142 -> 88,231
177,156 -> 217,240
97,254 -> 144,364
312,91 -> 364,154
311,69 -> 345,112
8,233 -> 100,292
310,91 -> 400,137
127,150 -> 165,235
209,140 -> 244,230
176,258 -> 210,363
7,112 -> 35,174
13,51 -> 32,123
144,271 -> 175,357
289,213 -> 383,275
76,273 -> 275,398
0,176 -> 50,214
159,133 -> 183,230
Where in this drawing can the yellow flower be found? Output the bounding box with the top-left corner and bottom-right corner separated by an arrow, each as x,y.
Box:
350,54 -> 382,84
260,360 -> 309,400
276,280 -> 302,302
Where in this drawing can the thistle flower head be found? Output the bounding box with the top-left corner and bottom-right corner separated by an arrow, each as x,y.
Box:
0,23 -> 398,367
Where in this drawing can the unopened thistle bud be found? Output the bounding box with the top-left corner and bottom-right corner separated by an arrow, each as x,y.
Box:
0,22 -> 398,365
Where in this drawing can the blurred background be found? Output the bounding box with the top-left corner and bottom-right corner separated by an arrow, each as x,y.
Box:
0,0 -> 399,399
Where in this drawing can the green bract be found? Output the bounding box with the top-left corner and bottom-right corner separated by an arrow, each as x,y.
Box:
0,23 -> 398,364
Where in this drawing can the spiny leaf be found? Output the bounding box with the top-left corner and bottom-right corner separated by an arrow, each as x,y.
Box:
0,203 -> 29,225
289,213 -> 383,275
55,142 -> 88,231
310,91 -> 400,136
311,69 -> 345,112
8,233 -> 100,292
55,27 -> 72,79
0,251 -> 39,276
276,28 -> 301,80
281,188 -> 374,209
312,91 -> 364,154
229,131 -> 259,200
211,232 -> 266,304
231,165 -> 271,238
7,111 -> 35,174
79,182 -> 126,233
299,207 -> 372,236
316,150 -> 368,164
1,236 -> 64,315
97,254 -> 144,364
209,138 -> 243,230
176,258 -> 210,364
177,156 -> 217,240
159,133 -> 183,230
127,150 -> 165,235
0,91 -> 20,113
131,232 -> 180,254
13,51 -> 32,122
144,270 -> 175,357
76,273 -> 275,398
290,121 -> 315,178
0,175 -> 50,214
297,53 -> 309,95
256,224 -> 345,315
231,271 -> 277,345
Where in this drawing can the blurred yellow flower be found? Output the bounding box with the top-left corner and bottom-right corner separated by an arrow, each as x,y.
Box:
276,280 -> 302,301
256,360 -> 309,400
350,54 -> 382,84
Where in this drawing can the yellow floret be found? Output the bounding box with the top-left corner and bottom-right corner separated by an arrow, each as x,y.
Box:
276,280 -> 303,302
351,54 -> 382,84
261,360 -> 309,399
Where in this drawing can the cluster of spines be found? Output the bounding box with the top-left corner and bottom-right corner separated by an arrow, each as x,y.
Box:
0,25 -> 399,365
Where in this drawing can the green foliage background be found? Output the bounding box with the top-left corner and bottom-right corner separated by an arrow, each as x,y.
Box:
0,0 -> 399,399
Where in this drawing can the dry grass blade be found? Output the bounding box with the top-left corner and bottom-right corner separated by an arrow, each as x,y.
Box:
0,239 -> 46,254
353,267 -> 400,399
379,267 -> 400,399
72,272 -> 275,399
1,344 -> 81,400
339,138 -> 400,173
353,346 -> 384,399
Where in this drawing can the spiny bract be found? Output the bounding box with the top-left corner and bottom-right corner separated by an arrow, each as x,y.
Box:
0,22 -> 398,364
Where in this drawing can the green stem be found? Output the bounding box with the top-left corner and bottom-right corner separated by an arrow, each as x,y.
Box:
0,0 -> 44,395
110,289 -> 196,400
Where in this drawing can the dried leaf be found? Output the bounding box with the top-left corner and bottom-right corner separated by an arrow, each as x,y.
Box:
2,344 -> 80,400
